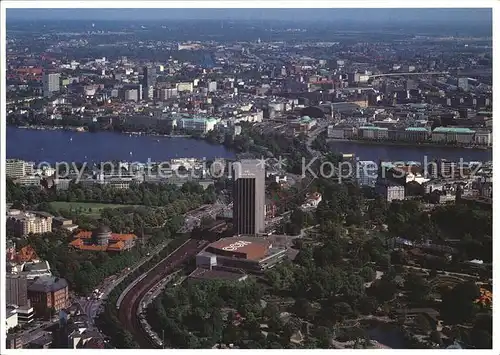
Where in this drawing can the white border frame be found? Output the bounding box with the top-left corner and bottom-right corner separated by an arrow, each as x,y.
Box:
1,1 -> 498,355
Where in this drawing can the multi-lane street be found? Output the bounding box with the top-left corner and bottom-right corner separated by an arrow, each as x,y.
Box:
75,240 -> 171,324
117,239 -> 208,348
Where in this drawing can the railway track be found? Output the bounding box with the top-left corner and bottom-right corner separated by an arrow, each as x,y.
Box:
117,238 -> 208,348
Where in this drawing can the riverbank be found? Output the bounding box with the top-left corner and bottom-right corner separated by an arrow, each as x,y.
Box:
17,125 -> 87,132
327,138 -> 491,151
124,132 -> 193,138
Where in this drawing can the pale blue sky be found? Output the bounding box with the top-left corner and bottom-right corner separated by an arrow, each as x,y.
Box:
7,8 -> 492,24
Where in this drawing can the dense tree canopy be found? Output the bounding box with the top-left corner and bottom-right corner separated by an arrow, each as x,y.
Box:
441,281 -> 481,325
147,280 -> 266,348
7,178 -> 216,208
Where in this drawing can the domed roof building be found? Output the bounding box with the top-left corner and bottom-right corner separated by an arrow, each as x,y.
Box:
92,225 -> 112,246
70,226 -> 137,252
94,225 -> 111,234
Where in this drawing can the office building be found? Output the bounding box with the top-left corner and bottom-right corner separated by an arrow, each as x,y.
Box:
43,73 -> 60,97
52,216 -> 79,232
327,125 -> 357,139
474,131 -> 492,146
431,127 -> 476,144
232,160 -> 265,235
375,180 -> 405,202
122,84 -> 142,101
178,116 -> 219,133
15,176 -> 42,187
404,127 -> 430,142
359,126 -> 389,140
124,89 -> 139,102
6,307 -> 18,331
458,77 -> 469,91
27,276 -> 70,318
208,81 -> 217,92
16,304 -> 35,324
142,66 -> 157,100
357,161 -> 378,187
6,334 -> 23,349
176,82 -> 194,92
158,87 -> 178,100
21,260 -> 53,280
43,177 -> 72,191
6,210 -> 53,237
6,274 -> 29,306
290,116 -> 317,133
6,159 -> 33,179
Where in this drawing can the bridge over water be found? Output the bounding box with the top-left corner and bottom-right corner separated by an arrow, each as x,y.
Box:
369,71 -> 449,78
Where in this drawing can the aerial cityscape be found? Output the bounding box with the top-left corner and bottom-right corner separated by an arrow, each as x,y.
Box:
3,6 -> 493,350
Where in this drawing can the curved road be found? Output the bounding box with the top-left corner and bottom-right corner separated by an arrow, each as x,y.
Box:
77,241 -> 171,325
117,238 -> 208,348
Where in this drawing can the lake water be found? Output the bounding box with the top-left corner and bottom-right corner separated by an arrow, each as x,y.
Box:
6,126 -> 492,165
329,140 -> 492,164
6,126 -> 235,164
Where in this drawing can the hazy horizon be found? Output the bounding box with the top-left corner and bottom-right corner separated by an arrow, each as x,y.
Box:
7,8 -> 492,24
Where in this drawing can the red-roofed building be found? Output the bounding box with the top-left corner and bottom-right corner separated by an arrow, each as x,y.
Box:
196,236 -> 289,273
16,67 -> 43,75
207,238 -> 270,261
16,245 -> 39,263
69,226 -> 136,252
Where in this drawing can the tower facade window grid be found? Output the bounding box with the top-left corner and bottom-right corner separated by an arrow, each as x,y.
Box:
232,160 -> 265,236
42,73 -> 60,97
142,66 -> 157,100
